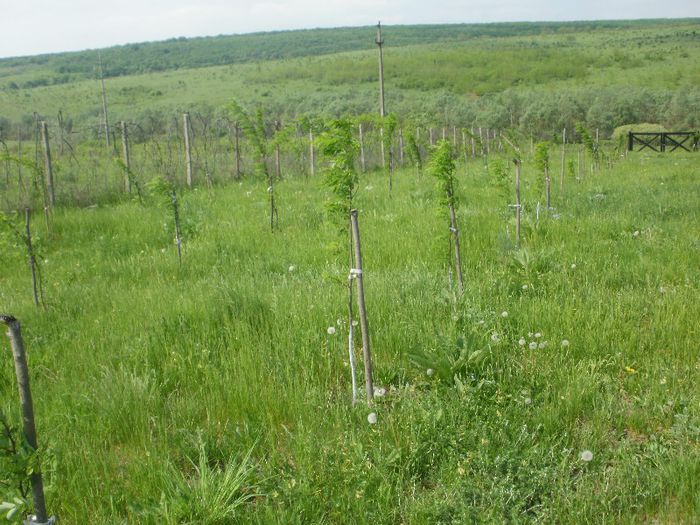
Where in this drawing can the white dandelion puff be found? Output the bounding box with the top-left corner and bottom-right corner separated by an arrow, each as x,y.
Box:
288,265 -> 296,272
501,311 -> 509,318
580,450 -> 593,462
327,326 -> 336,335
528,342 -> 538,350
374,387 -> 386,398
534,332 -> 542,339
571,263 -> 576,270
426,368 -> 434,377
561,339 -> 570,347
367,412 -> 378,424
538,341 -> 548,349
518,338 -> 526,346
490,333 -> 500,342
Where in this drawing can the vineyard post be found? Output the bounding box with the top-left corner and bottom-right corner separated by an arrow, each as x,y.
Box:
380,127 -> 386,170
274,120 -> 282,180
452,126 -> 457,148
309,130 -> 315,177
40,122 -> 55,208
462,130 -> 468,165
398,129 -> 404,165
183,112 -> 194,188
429,128 -> 434,146
560,128 -> 566,192
358,123 -> 366,173
376,22 -> 386,117
120,121 -> 131,193
470,127 -> 476,157
98,51 -> 110,148
0,315 -> 50,524
485,128 -> 490,155
172,190 -> 182,266
234,122 -> 241,179
442,127 -> 446,141
350,210 -> 374,404
514,159 -> 521,246
25,209 -> 40,308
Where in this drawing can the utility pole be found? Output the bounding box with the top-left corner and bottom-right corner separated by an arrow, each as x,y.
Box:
376,21 -> 386,118
97,51 -> 110,148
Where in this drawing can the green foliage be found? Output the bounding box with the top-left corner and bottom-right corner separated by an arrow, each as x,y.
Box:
576,122 -> 600,166
427,140 -> 458,212
153,441 -> 258,524
403,129 -> 423,174
534,141 -> 550,197
318,118 -> 359,227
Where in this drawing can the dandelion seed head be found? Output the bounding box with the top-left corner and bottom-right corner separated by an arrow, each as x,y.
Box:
327,326 -> 336,335
367,412 -> 378,424
529,342 -> 538,350
571,263 -> 577,270
518,338 -> 526,346
522,284 -> 528,290
524,397 -> 532,405
561,339 -> 570,347
426,368 -> 434,377
538,341 -> 548,349
351,320 -> 359,327
580,450 -> 593,462
633,230 -> 640,237
501,311 -> 508,318
374,387 -> 386,398
490,333 -> 500,342
534,332 -> 542,339
288,265 -> 296,272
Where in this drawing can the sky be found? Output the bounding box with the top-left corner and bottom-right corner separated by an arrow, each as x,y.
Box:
2,0 -> 699,58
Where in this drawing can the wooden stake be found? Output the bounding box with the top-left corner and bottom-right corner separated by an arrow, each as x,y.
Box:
309,130 -> 315,177
514,159 -> 521,246
0,315 -> 49,523
448,203 -> 464,293
40,122 -> 55,208
560,128 -> 566,192
120,121 -> 131,193
376,22 -> 386,117
359,124 -> 366,173
25,209 -> 40,307
183,112 -> 193,188
98,51 -> 110,148
234,122 -> 241,180
350,210 -> 374,403
274,120 -> 282,180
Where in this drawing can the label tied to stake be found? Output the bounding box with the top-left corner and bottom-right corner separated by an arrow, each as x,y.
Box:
350,268 -> 363,276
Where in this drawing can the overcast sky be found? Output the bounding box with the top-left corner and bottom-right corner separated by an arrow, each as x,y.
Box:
2,0 -> 699,58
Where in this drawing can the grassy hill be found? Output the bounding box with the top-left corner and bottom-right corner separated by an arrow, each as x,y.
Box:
1,19 -> 699,140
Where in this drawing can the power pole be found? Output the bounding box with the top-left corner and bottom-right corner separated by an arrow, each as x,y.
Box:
376,21 -> 386,118
97,51 -> 110,148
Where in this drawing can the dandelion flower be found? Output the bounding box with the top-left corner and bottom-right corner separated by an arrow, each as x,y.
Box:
580,450 -> 593,462
518,338 -> 526,346
501,311 -> 509,318
625,366 -> 637,374
327,326 -> 336,335
561,339 -> 570,347
426,368 -> 434,377
367,412 -> 378,424
529,342 -> 538,350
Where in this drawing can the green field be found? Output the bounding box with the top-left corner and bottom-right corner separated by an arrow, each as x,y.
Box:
1,17 -> 700,525
2,140 -> 700,522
